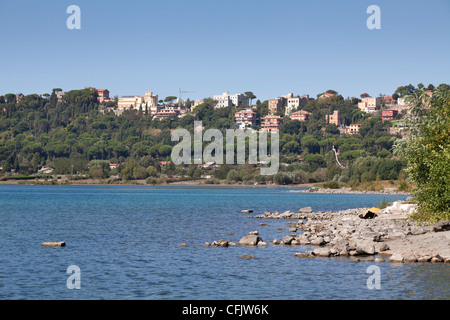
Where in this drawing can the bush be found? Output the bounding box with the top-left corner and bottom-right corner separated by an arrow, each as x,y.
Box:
273,172 -> 293,185
322,181 -> 340,189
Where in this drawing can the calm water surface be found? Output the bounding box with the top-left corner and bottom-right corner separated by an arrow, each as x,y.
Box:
0,185 -> 448,300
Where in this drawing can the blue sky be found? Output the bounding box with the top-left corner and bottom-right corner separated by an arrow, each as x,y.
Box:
0,0 -> 449,101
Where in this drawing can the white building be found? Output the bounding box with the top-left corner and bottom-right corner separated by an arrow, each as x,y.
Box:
284,94 -> 311,115
213,92 -> 249,108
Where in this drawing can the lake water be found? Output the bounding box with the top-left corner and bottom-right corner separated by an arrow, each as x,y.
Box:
0,185 -> 448,300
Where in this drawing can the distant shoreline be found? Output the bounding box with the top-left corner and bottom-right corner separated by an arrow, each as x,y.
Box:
0,179 -> 409,195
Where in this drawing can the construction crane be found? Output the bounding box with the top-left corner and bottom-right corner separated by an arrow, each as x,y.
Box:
179,88 -> 194,107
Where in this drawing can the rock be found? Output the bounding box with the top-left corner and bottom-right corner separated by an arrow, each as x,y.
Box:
217,239 -> 229,247
204,242 -> 210,247
241,209 -> 253,213
288,228 -> 298,233
229,242 -> 237,246
375,257 -> 385,263
314,248 -> 331,257
299,207 -> 313,213
431,255 -> 444,263
353,240 -> 375,255
432,219 -> 450,232
389,253 -> 404,263
333,240 -> 350,253
418,256 -> 432,262
177,243 -> 188,247
410,226 -> 426,235
257,241 -> 268,247
360,231 -> 382,242
403,254 -> 418,262
238,235 -> 262,246
282,235 -> 296,245
294,253 -> 308,258
377,243 -> 390,252
272,239 -> 279,245
311,236 -> 325,246
42,242 -> 66,247
240,254 -> 255,259
248,230 -> 259,235
291,240 -> 300,246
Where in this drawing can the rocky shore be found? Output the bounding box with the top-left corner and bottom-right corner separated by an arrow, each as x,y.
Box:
197,201 -> 450,264
259,202 -> 450,263
288,187 -> 410,196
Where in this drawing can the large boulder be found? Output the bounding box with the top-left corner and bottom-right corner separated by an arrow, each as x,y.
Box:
353,240 -> 375,255
311,236 -> 325,246
432,219 -> 450,232
238,235 -> 262,246
313,248 -> 331,257
281,235 -> 296,245
389,253 -> 405,263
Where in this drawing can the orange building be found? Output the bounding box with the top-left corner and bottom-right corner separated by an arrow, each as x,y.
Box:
325,110 -> 341,126
261,115 -> 284,132
289,110 -> 312,122
235,109 -> 257,129
382,109 -> 398,122
268,98 -> 285,115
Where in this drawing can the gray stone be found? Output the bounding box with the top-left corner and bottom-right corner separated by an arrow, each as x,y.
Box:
354,240 -> 376,255
313,248 -> 331,257
217,239 -> 229,247
403,254 -> 418,262
238,235 -> 262,246
389,253 -> 404,263
418,256 -> 432,262
431,255 -> 444,263
294,253 -> 308,258
311,236 -> 325,246
360,232 -> 382,242
377,243 -> 390,252
299,207 -> 313,213
432,219 -> 450,232
333,240 -> 350,253
281,235 -> 296,245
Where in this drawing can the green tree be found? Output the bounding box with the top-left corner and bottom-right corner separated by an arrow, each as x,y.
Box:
393,86 -> 450,222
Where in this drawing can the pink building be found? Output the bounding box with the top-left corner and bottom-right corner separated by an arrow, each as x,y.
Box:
289,110 -> 312,122
97,89 -> 113,104
235,109 -> 257,129
382,109 -> 398,122
325,110 -> 341,126
268,98 -> 285,115
261,115 -> 284,132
